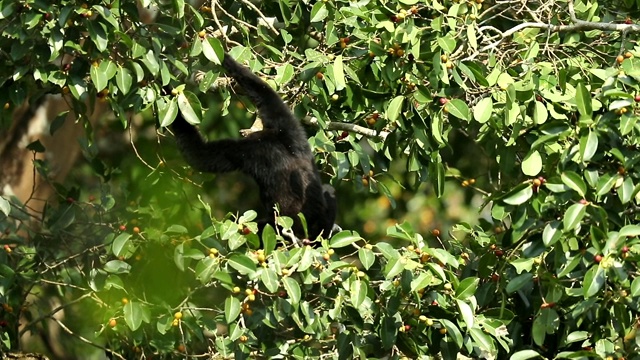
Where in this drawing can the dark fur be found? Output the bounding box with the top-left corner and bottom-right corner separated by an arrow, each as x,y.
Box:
171,54 -> 336,239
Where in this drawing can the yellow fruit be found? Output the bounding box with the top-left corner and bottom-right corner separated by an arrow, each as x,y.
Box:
617,55 -> 625,63
4,102 -> 10,110
443,283 -> 452,290
439,327 -> 447,334
232,286 -> 241,294
121,298 -> 128,304
174,311 -> 183,320
198,30 -> 206,38
327,249 -> 335,255
108,318 -> 117,327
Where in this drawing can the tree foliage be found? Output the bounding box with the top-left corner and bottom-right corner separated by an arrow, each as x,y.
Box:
2,0 -> 640,358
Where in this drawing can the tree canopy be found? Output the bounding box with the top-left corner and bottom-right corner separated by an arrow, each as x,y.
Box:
1,0 -> 640,359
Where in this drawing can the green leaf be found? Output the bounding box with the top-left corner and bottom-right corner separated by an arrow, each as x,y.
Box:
596,174 -> 619,196
533,100 -> 548,124
561,171 -> 587,197
158,98 -> 179,128
456,299 -> 474,329
469,327 -> 494,353
575,82 -> 592,118
620,114 -> 637,135
386,96 -> 404,123
195,257 -> 217,284
384,257 -> 405,279
177,91 -> 202,125
260,268 -> 279,293
563,203 -> 586,231
510,258 -> 534,274
510,350 -> 542,360
87,21 -> 108,52
579,130 -> 598,163
506,273 -> 533,294
618,176 -> 635,204
445,99 -> 470,121
142,49 -> 160,75
330,230 -> 361,248
202,37 -> 223,64
630,277 -> 640,297
123,301 -> 144,331
224,296 -> 241,323
90,64 -> 107,92
358,248 -> 375,270
350,279 -> 367,308
410,272 -> 434,292
227,254 -> 257,275
583,265 -> 605,298
262,224 -> 276,254
376,242 -> 401,260
521,150 -> 542,176
310,2 -> 328,22
333,55 -> 346,91
455,277 -> 479,300
103,260 -> 131,274
440,318 -> 463,347
503,184 -> 533,205
437,34 -> 456,53
473,97 -> 492,123
565,331 -> 589,344
0,196 -> 9,216
542,221 -> 562,247
115,66 -> 133,95
111,233 -> 132,257
282,277 -> 301,305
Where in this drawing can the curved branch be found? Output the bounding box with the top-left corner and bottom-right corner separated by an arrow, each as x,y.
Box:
302,116 -> 389,140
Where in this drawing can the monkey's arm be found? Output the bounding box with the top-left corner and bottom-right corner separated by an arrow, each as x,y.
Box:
171,114 -> 253,174
221,54 -> 296,129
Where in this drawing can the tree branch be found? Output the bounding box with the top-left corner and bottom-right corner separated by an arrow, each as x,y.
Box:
465,0 -> 640,61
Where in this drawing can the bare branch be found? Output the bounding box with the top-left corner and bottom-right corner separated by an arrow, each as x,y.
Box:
302,116 -> 389,140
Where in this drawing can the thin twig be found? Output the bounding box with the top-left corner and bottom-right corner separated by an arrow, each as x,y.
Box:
49,316 -> 126,360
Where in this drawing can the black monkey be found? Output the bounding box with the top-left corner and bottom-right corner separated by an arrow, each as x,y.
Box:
170,53 -> 336,240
